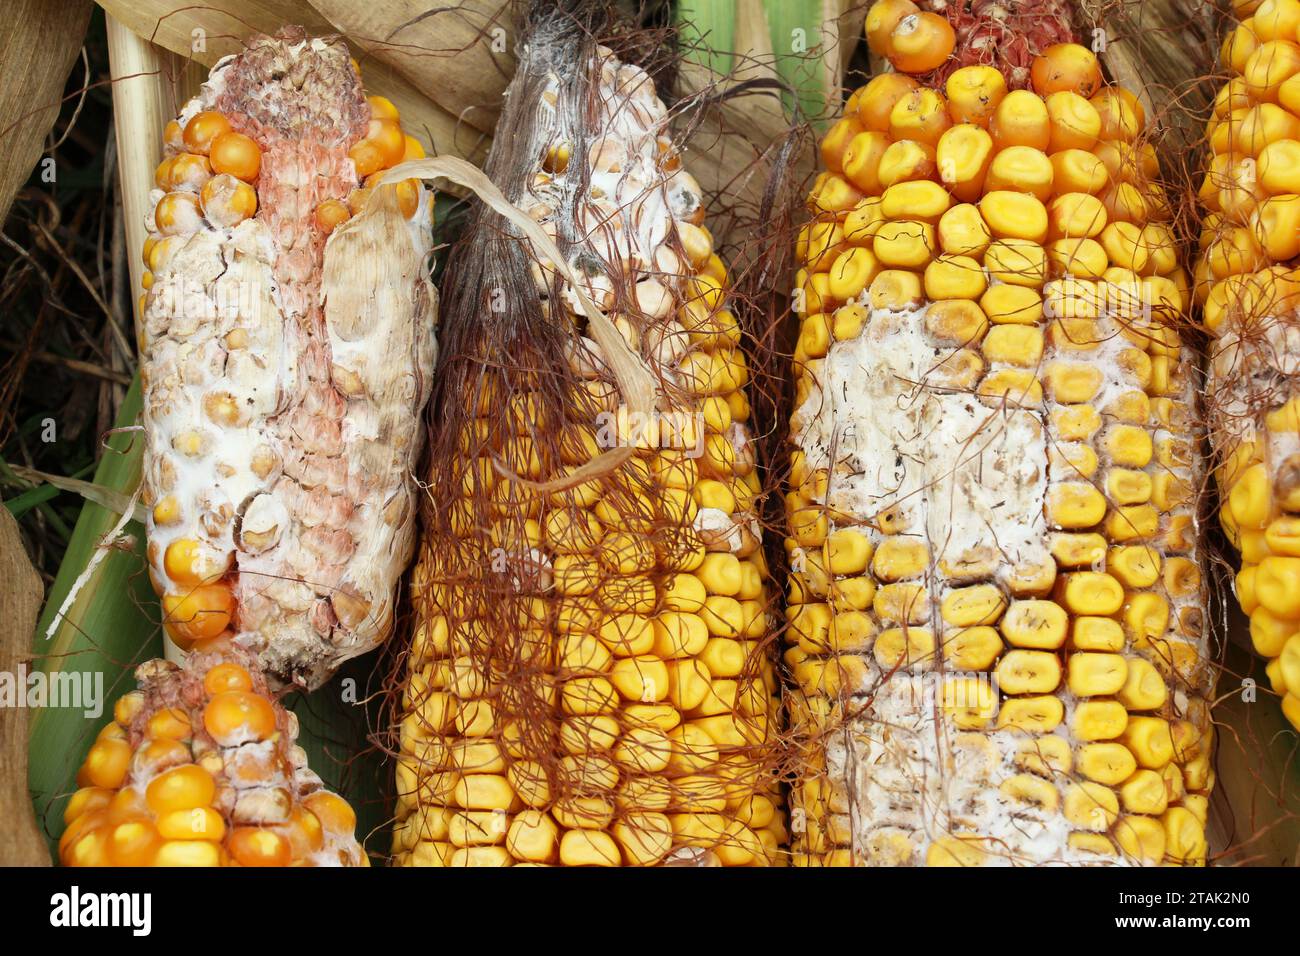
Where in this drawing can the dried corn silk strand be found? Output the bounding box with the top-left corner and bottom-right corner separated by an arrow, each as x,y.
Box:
60,638 -> 366,866
394,8 -> 785,867
139,28 -> 437,690
786,1 -> 1216,866
1202,0 -> 1300,732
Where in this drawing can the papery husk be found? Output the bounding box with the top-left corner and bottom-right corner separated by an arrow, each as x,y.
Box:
0,0 -> 93,225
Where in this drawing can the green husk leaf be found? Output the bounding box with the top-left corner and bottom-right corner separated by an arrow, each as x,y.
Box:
27,377 -> 155,856
677,0 -> 738,77
762,0 -> 834,124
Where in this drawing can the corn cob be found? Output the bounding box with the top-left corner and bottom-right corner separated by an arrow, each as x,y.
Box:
1201,0 -> 1300,732
393,9 -> 784,867
61,28 -> 439,866
140,28 -> 436,690
59,639 -> 365,866
785,0 -> 1216,865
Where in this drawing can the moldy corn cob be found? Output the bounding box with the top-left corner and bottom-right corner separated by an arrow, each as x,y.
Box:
60,640 -> 365,866
1201,0 -> 1300,732
61,28 -> 439,867
786,0 -> 1216,865
393,8 -> 784,867
140,28 -> 436,689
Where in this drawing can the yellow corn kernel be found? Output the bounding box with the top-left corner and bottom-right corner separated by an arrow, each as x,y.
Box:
1253,193 -> 1300,260
1076,742 -> 1138,785
877,139 -> 936,188
1050,443 -> 1098,479
558,829 -> 621,866
790,507 -> 829,547
856,72 -> 922,131
1106,469 -> 1153,508
869,269 -> 925,310
1114,814 -> 1166,864
1051,148 -> 1110,195
941,626 -> 1004,670
1063,781 -> 1119,830
1121,716 -> 1175,769
996,695 -> 1065,733
453,774 -> 515,811
1049,407 -> 1099,444
1072,700 -> 1129,741
812,174 -> 863,215
841,132 -> 891,194
1109,545 -> 1160,589
873,626 -> 936,668
1228,462 -> 1271,529
940,584 -> 1007,627
1070,616 -> 1125,651
1162,806 -> 1206,864
936,124 -> 995,201
986,146 -> 1055,200
1043,362 -> 1101,403
1119,769 -> 1169,815
980,191 -> 1049,242
984,239 -> 1047,287
874,219 -> 937,268
1243,39 -> 1300,102
882,179 -> 953,222
924,254 -> 987,300
991,89 -> 1051,150
1049,192 -> 1108,239
926,834 -> 992,867
1067,653 -> 1129,697
1124,593 -> 1171,648
827,247 -> 882,301
830,576 -> 878,612
1049,237 -> 1109,278
995,649 -> 1062,694
696,553 -> 742,596
1258,137 -> 1300,192
825,527 -> 874,575
937,203 -> 993,256
1046,483 -> 1107,529
1050,532 -> 1107,567
1099,221 -> 1149,272
946,65 -> 1008,126
982,325 -> 1045,367
1253,555 -> 1300,617
1100,424 -> 1154,467
1092,87 -> 1144,141
1000,599 -> 1068,648
1046,90 -> 1102,151
1057,572 -> 1123,615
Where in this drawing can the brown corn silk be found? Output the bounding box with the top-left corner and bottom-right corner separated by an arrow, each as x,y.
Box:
137,29 -> 436,690
785,0 -> 1216,865
393,8 -> 785,866
60,29 -> 440,866
1202,0 -> 1300,732
60,640 -> 366,866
